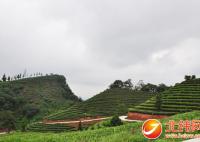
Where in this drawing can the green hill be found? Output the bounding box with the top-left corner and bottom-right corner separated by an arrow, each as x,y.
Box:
46,88 -> 154,120
129,78 -> 200,115
0,75 -> 79,129
24,89 -> 154,132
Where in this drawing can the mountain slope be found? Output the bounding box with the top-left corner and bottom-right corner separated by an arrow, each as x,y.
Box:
0,75 -> 79,129
46,88 -> 154,120
129,78 -> 200,115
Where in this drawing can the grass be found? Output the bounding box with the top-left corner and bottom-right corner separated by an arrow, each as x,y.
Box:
1,111 -> 200,142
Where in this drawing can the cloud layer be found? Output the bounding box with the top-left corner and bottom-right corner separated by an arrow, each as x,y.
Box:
0,0 -> 200,99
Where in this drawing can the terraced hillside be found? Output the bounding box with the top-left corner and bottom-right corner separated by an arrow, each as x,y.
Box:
46,88 -> 154,120
129,78 -> 200,115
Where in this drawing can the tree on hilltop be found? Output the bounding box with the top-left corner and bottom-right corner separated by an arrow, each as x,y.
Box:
109,80 -> 124,89
191,75 -> 196,80
2,74 -> 6,82
109,79 -> 134,89
185,75 -> 191,81
185,75 -> 196,81
157,84 -> 169,92
141,83 -> 157,93
124,79 -> 133,89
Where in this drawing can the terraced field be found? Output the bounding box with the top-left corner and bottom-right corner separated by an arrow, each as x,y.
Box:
27,89 -> 154,132
27,123 -> 76,133
129,78 -> 200,115
46,88 -> 154,120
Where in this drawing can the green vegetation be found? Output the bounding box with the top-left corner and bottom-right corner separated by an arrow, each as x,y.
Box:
1,74 -> 200,141
89,116 -> 123,130
130,78 -> 200,115
109,79 -> 133,89
0,111 -> 16,132
110,116 -> 123,126
141,83 -> 170,93
88,119 -> 112,130
46,88 -> 154,120
26,88 -> 153,133
0,75 -> 79,131
1,111 -> 200,142
27,123 -> 76,133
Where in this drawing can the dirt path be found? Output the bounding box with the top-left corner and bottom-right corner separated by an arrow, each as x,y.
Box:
0,132 -> 7,135
119,116 -> 143,122
43,117 -> 110,125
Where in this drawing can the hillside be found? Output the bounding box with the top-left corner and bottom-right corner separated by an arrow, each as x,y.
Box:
46,88 -> 154,120
129,78 -> 200,115
0,75 -> 79,130
1,111 -> 200,142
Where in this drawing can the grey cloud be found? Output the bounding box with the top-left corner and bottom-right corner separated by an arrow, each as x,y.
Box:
0,0 -> 200,99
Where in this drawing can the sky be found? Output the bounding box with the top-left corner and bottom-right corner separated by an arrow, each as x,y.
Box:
0,0 -> 200,99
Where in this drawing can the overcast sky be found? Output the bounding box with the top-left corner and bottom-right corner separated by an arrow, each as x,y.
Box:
0,0 -> 200,99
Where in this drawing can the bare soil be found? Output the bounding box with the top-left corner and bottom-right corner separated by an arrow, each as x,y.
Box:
127,112 -> 168,120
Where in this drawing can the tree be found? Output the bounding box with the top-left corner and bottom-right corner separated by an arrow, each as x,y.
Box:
191,75 -> 196,80
135,80 -> 145,91
141,83 -> 157,93
109,80 -> 124,89
17,74 -> 20,80
110,116 -> 123,126
2,74 -> 6,82
7,76 -> 11,81
19,74 -> 22,79
123,79 -> 133,89
157,84 -> 169,92
23,69 -> 27,78
185,75 -> 191,81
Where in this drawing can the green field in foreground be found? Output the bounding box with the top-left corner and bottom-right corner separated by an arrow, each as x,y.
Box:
1,111 -> 200,142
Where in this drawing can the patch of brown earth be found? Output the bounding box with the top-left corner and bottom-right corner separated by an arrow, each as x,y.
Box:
43,116 -> 105,123
127,112 -> 169,120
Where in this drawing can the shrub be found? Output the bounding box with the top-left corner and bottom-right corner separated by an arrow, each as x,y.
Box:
110,116 -> 123,126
